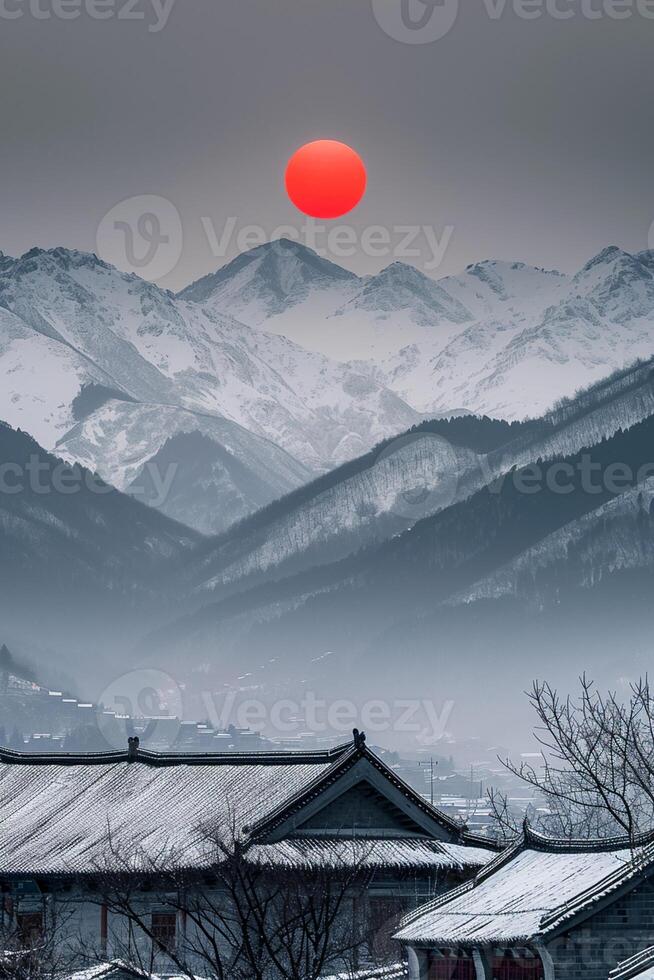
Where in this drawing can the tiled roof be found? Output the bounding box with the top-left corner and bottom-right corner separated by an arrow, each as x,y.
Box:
394,826 -> 654,947
66,962 -> 153,979
246,838 -> 494,872
0,747 -> 347,876
610,947 -> 654,980
0,740 -> 493,877
320,964 -> 407,980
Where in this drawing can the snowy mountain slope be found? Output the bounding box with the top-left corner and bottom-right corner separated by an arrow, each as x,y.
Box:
0,246 -> 423,532
178,237 -> 359,323
55,398 -> 311,535
0,246 -> 420,472
445,357 -> 654,507
184,427 -> 487,597
0,306 -> 115,449
450,480 -> 654,607
126,431 -> 301,536
176,358 -> 654,598
0,422 -> 201,673
380,264 -> 654,419
498,358 -> 654,469
185,241 -> 654,421
147,389 -> 654,695
0,248 -> 179,407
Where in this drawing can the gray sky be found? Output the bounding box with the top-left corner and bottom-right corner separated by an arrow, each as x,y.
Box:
1,0 -> 654,291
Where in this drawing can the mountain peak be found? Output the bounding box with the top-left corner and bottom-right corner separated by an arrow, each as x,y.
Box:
17,245 -> 108,274
579,245 -> 634,273
374,260 -> 434,286
178,237 -> 358,313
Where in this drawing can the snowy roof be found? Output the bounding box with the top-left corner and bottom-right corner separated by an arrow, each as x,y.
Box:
320,964 -> 407,980
247,838 -> 492,872
0,744 -> 346,876
394,826 -> 654,947
66,964 -> 209,980
66,962 -> 152,980
610,947 -> 654,980
0,739 -> 492,877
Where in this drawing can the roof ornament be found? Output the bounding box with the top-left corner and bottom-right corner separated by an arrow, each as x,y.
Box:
352,728 -> 366,749
127,736 -> 140,761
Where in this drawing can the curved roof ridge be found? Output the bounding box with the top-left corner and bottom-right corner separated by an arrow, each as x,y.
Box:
0,741 -> 354,768
523,820 -> 654,853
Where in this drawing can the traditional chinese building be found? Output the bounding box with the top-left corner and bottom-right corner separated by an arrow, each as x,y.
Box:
0,732 -> 495,973
395,823 -> 654,980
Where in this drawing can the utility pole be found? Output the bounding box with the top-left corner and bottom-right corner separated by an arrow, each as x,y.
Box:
418,756 -> 437,805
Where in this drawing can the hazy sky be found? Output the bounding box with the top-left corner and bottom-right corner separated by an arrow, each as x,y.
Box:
1,0 -> 654,290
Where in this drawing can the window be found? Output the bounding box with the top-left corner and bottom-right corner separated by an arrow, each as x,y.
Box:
151,912 -> 176,952
16,911 -> 43,947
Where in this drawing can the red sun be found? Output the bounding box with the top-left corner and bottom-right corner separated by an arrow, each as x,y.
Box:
285,140 -> 367,219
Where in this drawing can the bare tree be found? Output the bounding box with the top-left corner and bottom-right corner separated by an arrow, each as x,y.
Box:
0,899 -> 78,980
92,818 -> 383,980
490,675 -> 654,842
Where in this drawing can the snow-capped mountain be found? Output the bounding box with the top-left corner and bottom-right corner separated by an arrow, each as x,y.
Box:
0,246 -> 420,532
57,400 -> 311,535
5,238 -> 654,536
178,355 -> 654,600
184,241 -> 654,420
183,419 -> 501,599
178,237 -> 358,322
